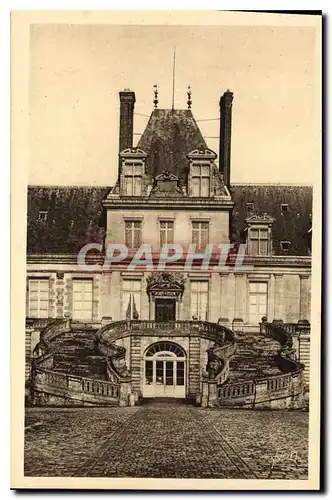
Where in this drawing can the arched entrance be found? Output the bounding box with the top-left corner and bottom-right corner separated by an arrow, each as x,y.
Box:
142,341 -> 186,398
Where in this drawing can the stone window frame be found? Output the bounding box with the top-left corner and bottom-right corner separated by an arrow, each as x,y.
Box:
37,211 -> 48,223
190,217 -> 210,249
280,240 -> 291,252
122,160 -> 144,196
119,147 -> 147,198
189,278 -> 209,321
187,148 -> 217,198
64,274 -> 99,322
71,277 -> 94,322
121,278 -> 142,320
247,280 -> 269,326
124,217 -> 143,249
245,214 -> 275,257
26,273 -> 56,319
159,219 -> 175,246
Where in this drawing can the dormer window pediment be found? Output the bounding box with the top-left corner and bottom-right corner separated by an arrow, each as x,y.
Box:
187,148 -> 217,198
246,213 -> 275,256
119,148 -> 147,197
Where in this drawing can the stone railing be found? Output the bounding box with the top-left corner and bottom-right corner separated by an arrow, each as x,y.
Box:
34,318 -> 71,356
217,369 -> 304,409
97,319 -> 234,345
260,320 -> 293,349
33,368 -> 120,406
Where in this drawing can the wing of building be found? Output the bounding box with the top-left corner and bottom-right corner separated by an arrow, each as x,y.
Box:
26,89 -> 312,409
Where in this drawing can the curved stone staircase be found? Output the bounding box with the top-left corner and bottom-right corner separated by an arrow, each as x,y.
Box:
50,331 -> 108,380
228,333 -> 282,382
27,319 -> 305,409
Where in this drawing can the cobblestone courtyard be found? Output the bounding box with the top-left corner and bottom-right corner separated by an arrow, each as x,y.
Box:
25,404 -> 308,479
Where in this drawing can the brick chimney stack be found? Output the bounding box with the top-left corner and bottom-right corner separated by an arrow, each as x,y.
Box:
219,90 -> 234,189
119,90 -> 136,154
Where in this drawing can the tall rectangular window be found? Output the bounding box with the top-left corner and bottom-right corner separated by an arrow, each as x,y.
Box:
192,221 -> 209,249
249,228 -> 269,255
125,220 -> 142,248
159,220 -> 174,246
249,282 -> 268,325
72,279 -> 93,321
122,280 -> 141,319
124,163 -> 143,196
28,279 -> 49,318
191,164 -> 210,197
190,281 -> 209,321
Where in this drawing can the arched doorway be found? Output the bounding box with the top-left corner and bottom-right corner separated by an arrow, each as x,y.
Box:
142,341 -> 186,398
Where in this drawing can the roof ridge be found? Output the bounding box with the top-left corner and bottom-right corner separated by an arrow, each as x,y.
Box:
231,182 -> 313,187
28,184 -> 112,189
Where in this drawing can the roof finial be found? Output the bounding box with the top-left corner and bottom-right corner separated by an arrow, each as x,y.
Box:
187,85 -> 192,109
172,47 -> 176,110
153,84 -> 158,108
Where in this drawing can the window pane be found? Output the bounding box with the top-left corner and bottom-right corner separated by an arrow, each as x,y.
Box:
192,177 -> 200,196
201,165 -> 210,176
145,361 -> 153,384
192,228 -> 199,245
191,165 -> 200,176
260,240 -> 268,255
134,226 -> 141,247
251,229 -> 259,239
125,177 -> 133,196
251,240 -> 259,254
134,164 -> 142,175
72,280 -> 93,320
201,177 -> 210,197
133,177 -> 142,196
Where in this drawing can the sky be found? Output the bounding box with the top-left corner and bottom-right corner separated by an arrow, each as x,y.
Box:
29,22 -> 319,186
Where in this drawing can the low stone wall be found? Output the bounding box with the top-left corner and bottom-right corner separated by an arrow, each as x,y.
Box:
31,368 -> 120,407
216,370 -> 304,410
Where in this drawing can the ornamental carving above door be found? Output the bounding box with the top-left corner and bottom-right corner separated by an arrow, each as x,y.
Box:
146,272 -> 185,301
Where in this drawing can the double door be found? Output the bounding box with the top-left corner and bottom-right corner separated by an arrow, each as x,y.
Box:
143,357 -> 185,398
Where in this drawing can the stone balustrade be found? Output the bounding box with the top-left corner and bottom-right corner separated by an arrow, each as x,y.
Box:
216,369 -> 303,409
33,368 -> 120,406
97,319 -> 235,345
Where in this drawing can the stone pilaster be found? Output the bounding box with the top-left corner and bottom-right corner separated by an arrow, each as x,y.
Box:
299,274 -> 310,321
234,273 -> 246,322
92,276 -> 100,321
188,336 -> 201,400
219,273 -> 229,322
131,335 -> 142,394
274,274 -> 284,321
100,272 -> 112,318
49,275 -> 57,318
56,272 -> 65,318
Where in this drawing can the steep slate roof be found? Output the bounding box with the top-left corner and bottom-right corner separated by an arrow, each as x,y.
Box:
27,186 -> 110,253
230,184 -> 313,255
137,109 -> 207,183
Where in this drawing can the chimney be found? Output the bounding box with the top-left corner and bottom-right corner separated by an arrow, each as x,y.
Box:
119,90 -> 136,153
219,90 -> 234,189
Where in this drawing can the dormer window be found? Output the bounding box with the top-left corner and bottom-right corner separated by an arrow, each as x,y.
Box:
249,228 -> 269,255
187,148 -> 217,198
191,163 -> 211,197
246,213 -> 275,256
119,147 -> 147,197
38,211 -> 47,223
280,241 -> 291,251
123,162 -> 143,196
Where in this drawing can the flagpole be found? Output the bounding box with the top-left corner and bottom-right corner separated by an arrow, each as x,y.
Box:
172,47 -> 176,111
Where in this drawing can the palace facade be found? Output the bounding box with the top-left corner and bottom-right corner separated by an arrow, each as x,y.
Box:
26,88 -> 312,408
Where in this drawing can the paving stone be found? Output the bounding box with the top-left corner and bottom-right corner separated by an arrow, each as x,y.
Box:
24,405 -> 308,479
